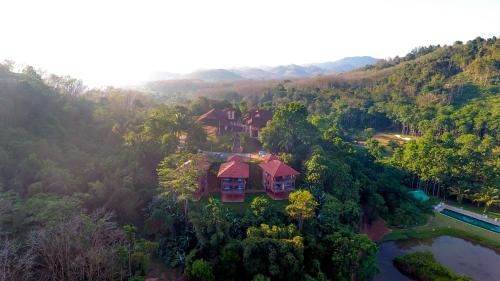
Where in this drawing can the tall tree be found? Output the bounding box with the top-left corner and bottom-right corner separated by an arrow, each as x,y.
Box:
157,153 -> 206,221
286,190 -> 318,232
260,102 -> 319,164
471,186 -> 499,212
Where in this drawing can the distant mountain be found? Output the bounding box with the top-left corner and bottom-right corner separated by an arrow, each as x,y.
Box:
184,69 -> 244,81
308,56 -> 379,73
266,64 -> 325,78
148,71 -> 181,81
147,56 -> 379,82
231,67 -> 281,80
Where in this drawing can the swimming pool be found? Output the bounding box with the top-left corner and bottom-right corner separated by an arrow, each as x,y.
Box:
441,208 -> 500,233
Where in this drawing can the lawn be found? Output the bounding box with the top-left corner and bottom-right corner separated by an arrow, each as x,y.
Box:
193,193 -> 289,215
384,213 -> 500,252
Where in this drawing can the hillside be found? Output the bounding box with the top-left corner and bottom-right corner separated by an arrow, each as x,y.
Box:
0,36 -> 498,281
148,37 -> 498,108
308,56 -> 379,72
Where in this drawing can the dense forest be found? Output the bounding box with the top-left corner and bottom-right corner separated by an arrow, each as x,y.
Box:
0,36 -> 498,281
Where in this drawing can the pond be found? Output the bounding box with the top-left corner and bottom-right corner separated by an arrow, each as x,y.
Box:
374,236 -> 500,281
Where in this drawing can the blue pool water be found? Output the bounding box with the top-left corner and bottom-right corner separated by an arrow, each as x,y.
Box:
441,208 -> 500,233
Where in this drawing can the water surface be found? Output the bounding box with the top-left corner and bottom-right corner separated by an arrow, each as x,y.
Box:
374,235 -> 500,281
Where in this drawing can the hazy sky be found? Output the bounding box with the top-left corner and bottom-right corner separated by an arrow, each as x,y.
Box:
1,0 -> 498,86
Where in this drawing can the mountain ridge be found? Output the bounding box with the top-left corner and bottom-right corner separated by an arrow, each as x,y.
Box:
148,56 -> 379,82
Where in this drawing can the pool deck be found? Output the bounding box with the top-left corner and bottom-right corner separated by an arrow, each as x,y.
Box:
440,204 -> 500,227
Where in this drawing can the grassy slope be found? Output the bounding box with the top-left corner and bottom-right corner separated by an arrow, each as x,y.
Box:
384,213 -> 500,252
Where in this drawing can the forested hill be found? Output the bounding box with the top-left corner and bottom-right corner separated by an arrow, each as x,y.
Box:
251,37 -> 499,137
147,37 -> 499,114
0,36 -> 498,281
0,64 -> 166,225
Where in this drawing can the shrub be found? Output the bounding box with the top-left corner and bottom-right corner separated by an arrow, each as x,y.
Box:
185,259 -> 215,281
393,251 -> 472,281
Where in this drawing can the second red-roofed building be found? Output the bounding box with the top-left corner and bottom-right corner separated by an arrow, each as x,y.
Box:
217,156 -> 249,202
259,159 -> 300,200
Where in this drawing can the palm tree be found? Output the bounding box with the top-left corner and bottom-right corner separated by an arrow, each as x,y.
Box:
471,187 -> 500,212
448,185 -> 470,204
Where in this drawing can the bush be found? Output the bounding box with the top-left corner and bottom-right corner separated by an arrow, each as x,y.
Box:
394,251 -> 473,281
185,259 -> 215,281
252,274 -> 270,281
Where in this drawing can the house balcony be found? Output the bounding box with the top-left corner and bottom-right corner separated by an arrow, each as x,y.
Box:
270,181 -> 295,193
274,175 -> 293,182
221,185 -> 245,194
221,178 -> 246,184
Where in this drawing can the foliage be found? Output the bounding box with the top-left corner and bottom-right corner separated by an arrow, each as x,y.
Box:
286,190 -> 318,232
471,186 -> 499,212
185,259 -> 215,281
394,251 -> 473,281
260,102 -> 319,166
1,37 -> 498,281
157,152 -> 206,219
243,224 -> 304,281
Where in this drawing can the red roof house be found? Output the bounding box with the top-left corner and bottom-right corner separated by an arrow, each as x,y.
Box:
217,159 -> 249,202
196,108 -> 237,135
243,109 -> 272,138
259,159 -> 299,200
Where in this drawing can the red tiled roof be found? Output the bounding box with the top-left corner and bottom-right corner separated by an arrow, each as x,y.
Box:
179,156 -> 210,172
243,109 -> 272,127
227,155 -> 244,162
259,160 -> 299,177
196,108 -> 234,124
261,154 -> 278,162
217,160 -> 249,178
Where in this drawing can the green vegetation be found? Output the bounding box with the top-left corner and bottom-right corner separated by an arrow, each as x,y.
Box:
394,251 -> 473,281
240,133 -> 263,152
0,36 -> 498,280
192,193 -> 288,214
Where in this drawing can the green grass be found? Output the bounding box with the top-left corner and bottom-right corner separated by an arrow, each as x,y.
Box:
193,193 -> 289,215
384,213 -> 500,252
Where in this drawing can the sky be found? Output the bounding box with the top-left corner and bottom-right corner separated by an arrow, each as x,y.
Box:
0,0 -> 498,87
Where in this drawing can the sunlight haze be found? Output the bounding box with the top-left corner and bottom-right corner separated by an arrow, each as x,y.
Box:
1,0 -> 498,86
